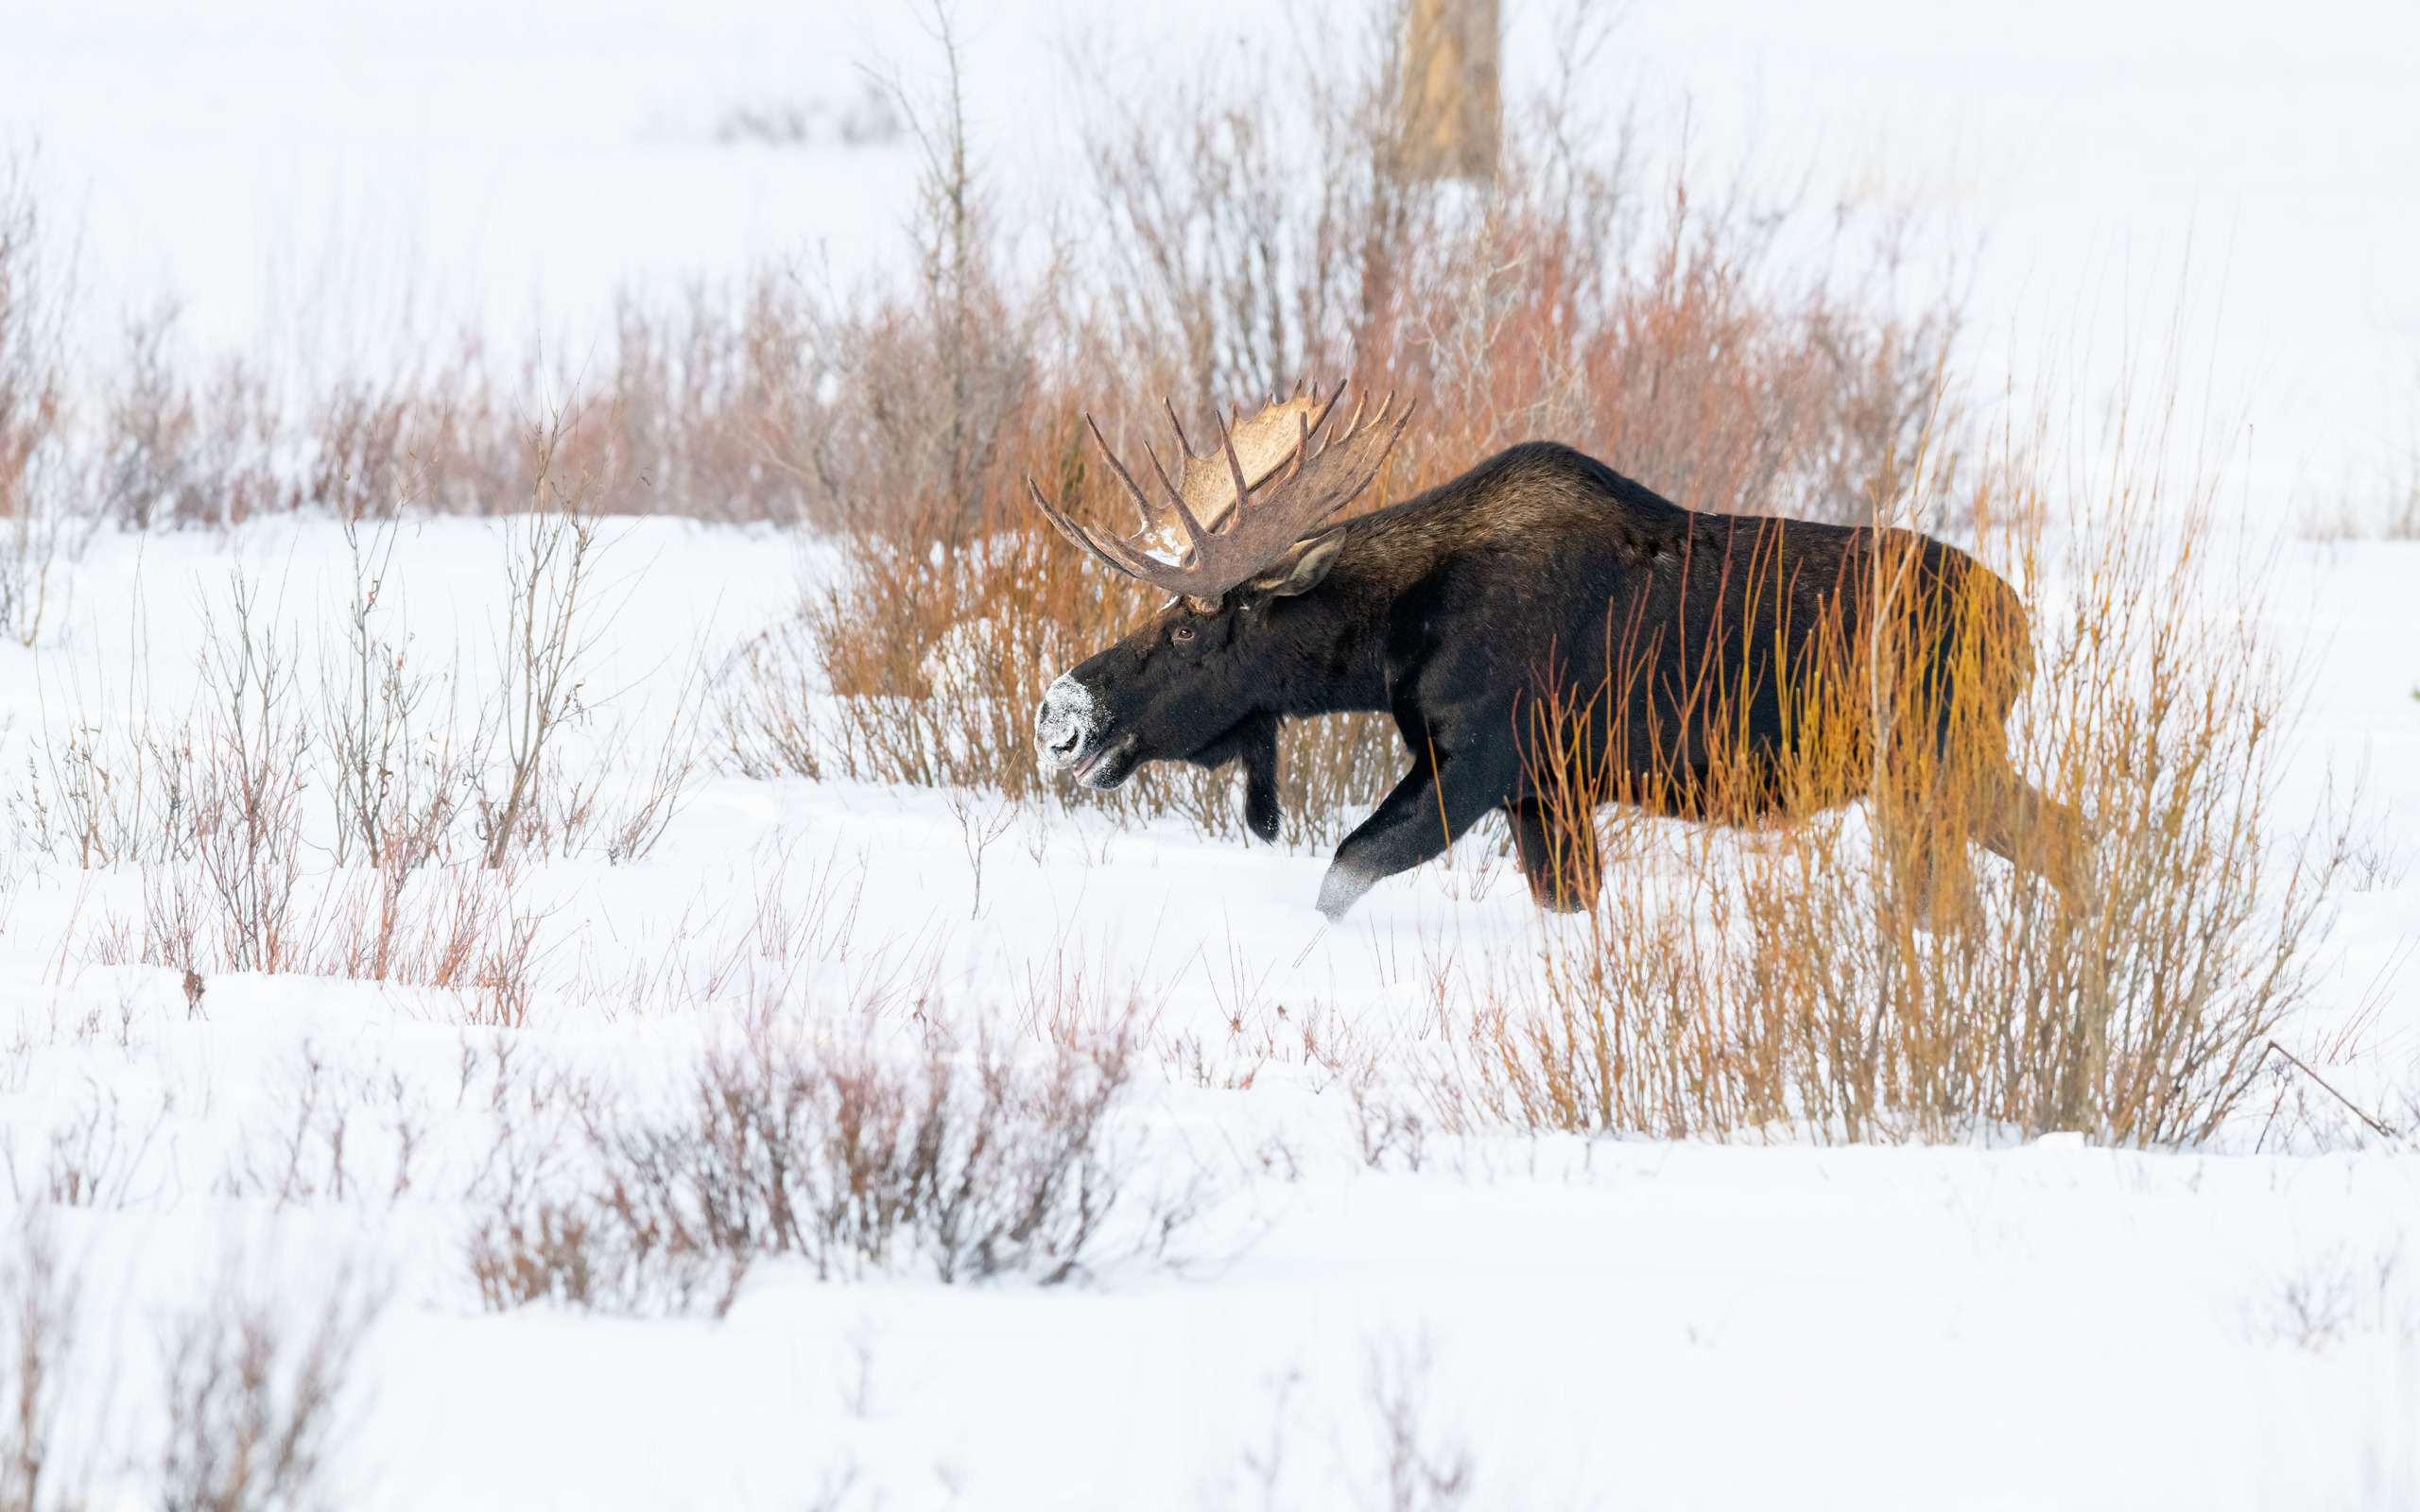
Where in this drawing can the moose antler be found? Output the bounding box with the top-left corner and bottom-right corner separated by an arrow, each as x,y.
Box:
1028,380 -> 1411,605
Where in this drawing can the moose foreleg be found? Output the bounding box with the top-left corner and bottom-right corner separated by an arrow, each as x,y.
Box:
1317,747 -> 1514,920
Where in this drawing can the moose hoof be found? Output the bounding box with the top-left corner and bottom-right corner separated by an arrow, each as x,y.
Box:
1532,885 -> 1593,915
1316,862 -> 1377,921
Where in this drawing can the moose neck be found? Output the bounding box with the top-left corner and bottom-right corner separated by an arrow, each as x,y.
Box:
1246,544 -> 1399,721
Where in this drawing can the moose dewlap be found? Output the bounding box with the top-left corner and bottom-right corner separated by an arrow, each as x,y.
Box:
1030,387 -> 2085,923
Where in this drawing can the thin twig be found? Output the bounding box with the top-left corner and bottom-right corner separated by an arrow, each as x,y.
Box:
2261,1039 -> 2397,1140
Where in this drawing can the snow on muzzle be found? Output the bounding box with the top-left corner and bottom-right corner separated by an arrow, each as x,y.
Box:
1035,671 -> 1120,786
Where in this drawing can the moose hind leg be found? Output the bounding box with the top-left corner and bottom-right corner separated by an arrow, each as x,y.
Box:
1970,758 -> 2091,903
1872,782 -> 1979,934
1511,799 -> 1599,913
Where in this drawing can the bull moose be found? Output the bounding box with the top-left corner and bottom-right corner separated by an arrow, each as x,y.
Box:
1029,384 -> 2086,922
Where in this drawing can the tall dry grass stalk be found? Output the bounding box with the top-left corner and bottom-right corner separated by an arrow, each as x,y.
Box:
1450,408 -> 2340,1148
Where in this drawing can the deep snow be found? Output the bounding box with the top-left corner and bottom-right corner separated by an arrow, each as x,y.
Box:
0,518 -> 2409,1509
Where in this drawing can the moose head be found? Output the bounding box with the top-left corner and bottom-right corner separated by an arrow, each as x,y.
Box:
1029,382 -> 1409,840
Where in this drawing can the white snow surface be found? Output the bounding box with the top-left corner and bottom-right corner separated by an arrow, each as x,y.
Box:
0,516 -> 2409,1510
3,3 -> 2420,1508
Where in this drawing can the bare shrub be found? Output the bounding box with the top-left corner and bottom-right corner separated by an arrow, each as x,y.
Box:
220,1041 -> 427,1209
135,866 -> 210,977
1349,1071 -> 1431,1174
476,428 -> 606,868
21,204 -> 819,534
713,612 -> 824,779
191,573 -> 314,972
9,713 -> 199,870
1207,1338 -> 1483,1512
154,1260 -> 381,1512
1362,1337 -> 1473,1512
0,1207 -> 81,1512
466,1043 -> 742,1314
472,1000 -> 1195,1315
0,1217 -> 382,1512
302,338 -> 516,520
1082,7 -> 1945,523
463,1041 -> 612,1308
0,90 -> 984,538
447,438 -> 704,872
943,783 -> 1015,919
559,280 -> 823,524
470,1129 -> 744,1315
589,655 -> 709,867
716,81 -> 904,150
96,301 -> 195,530
787,9 -> 1041,537
468,1197 -> 630,1314
462,888 -> 548,1028
2390,455 -> 2420,541
127,826 -> 548,1011
97,304 -> 284,531
323,858 -> 500,988
17,565 -> 319,960
2243,1242 -> 2414,1351
307,371 -> 444,521
4,1082 -> 171,1209
319,514 -> 481,871
296,851 -> 554,1018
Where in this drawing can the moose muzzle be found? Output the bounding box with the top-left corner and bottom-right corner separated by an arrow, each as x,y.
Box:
1036,672 -> 1119,786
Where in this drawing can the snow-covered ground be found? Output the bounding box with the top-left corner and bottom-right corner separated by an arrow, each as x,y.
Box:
4,3 -> 2420,1508
0,514 -> 2407,1510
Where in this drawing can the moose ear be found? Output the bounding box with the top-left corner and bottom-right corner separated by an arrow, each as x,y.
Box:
1245,529 -> 1346,602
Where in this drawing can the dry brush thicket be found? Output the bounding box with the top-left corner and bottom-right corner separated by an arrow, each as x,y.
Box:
467,1000 -> 1204,1315
15,490 -> 679,1023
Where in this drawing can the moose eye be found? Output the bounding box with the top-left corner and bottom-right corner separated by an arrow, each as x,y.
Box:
1171,625 -> 1197,644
